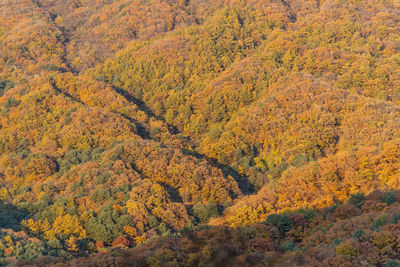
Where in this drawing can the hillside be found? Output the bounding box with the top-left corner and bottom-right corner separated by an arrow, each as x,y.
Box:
16,190 -> 400,266
1,0 -> 400,266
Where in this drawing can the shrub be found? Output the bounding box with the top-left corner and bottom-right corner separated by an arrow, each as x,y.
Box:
280,241 -> 297,252
382,192 -> 395,206
336,242 -> 359,258
352,229 -> 364,240
332,238 -> 344,245
264,214 -> 294,237
383,260 -> 400,267
348,193 -> 366,208
302,209 -> 317,221
391,212 -> 400,224
371,213 -> 389,230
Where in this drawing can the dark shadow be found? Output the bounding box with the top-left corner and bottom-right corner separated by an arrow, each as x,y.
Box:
119,114 -> 150,139
181,148 -> 254,195
159,183 -> 183,203
51,80 -> 151,139
112,86 -> 179,135
111,85 -> 254,195
0,203 -> 31,231
50,79 -> 84,105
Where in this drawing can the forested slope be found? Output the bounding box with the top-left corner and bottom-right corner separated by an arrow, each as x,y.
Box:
20,190 -> 400,266
1,0 -> 400,266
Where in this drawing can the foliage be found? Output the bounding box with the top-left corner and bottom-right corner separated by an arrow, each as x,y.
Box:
349,193 -> 366,208
1,0 -> 400,264
15,191 -> 400,266
264,214 -> 293,237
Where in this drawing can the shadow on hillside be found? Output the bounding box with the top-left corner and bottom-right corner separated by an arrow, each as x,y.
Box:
111,85 -> 255,195
181,148 -> 255,195
0,203 -> 31,231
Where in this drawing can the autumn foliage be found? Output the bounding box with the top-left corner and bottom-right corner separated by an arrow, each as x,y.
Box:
1,0 -> 400,265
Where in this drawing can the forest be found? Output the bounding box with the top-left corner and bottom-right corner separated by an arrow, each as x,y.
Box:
1,0 -> 400,266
